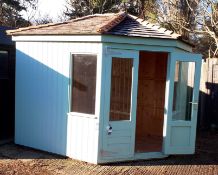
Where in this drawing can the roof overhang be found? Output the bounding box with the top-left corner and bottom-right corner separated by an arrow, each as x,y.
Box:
12,34 -> 192,52
12,35 -> 102,42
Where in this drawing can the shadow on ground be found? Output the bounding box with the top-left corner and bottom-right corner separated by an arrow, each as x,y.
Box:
0,143 -> 66,160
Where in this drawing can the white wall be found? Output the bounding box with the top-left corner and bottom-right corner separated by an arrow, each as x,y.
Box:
67,115 -> 100,163
15,41 -> 102,162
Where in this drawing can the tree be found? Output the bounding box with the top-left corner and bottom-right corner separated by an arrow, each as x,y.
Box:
34,13 -> 53,25
196,0 -> 218,58
64,0 -> 157,20
156,0 -> 218,58
156,0 -> 199,40
0,0 -> 37,27
64,0 -> 122,19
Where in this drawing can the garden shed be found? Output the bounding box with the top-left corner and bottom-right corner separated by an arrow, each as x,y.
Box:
0,26 -> 15,143
7,12 -> 202,164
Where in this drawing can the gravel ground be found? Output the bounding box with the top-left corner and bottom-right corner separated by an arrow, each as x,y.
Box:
0,131 -> 217,175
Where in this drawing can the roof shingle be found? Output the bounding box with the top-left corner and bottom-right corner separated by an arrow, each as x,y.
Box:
6,12 -> 180,40
107,15 -> 179,39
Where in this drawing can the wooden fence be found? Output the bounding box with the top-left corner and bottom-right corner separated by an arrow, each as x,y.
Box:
198,58 -> 218,130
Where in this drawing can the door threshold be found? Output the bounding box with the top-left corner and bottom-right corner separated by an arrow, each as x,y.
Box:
134,152 -> 168,160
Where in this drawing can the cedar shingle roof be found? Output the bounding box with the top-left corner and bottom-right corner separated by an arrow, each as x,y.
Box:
7,12 -> 180,40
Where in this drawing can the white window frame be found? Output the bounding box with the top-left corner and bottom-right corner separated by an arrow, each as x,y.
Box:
68,52 -> 99,119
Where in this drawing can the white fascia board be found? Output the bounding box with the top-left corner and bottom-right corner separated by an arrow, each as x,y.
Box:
12,35 -> 102,42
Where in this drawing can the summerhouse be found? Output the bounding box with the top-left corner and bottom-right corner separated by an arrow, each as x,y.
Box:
7,12 -> 201,164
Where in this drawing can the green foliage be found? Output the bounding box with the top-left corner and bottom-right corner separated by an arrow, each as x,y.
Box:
64,0 -> 121,19
0,0 -> 36,27
64,0 -> 157,19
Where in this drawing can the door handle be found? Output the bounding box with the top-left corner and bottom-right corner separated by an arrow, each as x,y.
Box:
189,102 -> 198,110
189,102 -> 198,105
106,124 -> 112,135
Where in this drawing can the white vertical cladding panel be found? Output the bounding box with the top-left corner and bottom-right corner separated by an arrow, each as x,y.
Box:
67,116 -> 99,163
15,41 -> 101,160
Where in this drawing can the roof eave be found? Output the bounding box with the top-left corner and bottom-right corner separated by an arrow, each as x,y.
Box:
101,34 -> 193,52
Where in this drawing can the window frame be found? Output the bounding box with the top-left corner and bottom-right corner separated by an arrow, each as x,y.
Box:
109,57 -> 134,121
172,61 -> 195,121
68,52 -> 99,119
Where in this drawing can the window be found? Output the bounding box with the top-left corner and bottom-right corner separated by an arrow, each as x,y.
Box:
172,61 -> 195,121
173,61 -> 180,111
109,58 -> 133,121
71,54 -> 97,114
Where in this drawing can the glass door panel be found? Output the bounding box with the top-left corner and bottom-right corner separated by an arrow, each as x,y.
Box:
172,61 -> 196,121
110,58 -> 133,121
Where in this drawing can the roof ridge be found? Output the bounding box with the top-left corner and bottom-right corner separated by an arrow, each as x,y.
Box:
68,14 -> 104,22
97,12 -> 127,33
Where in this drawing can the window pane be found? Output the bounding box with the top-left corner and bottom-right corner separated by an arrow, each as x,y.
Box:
71,54 -> 97,114
173,61 -> 180,111
172,61 -> 195,121
0,51 -> 9,79
110,58 -> 133,121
